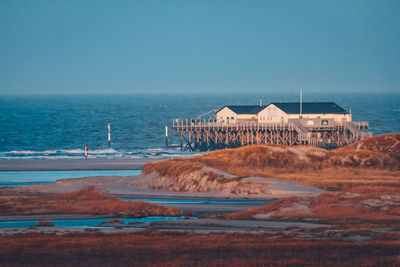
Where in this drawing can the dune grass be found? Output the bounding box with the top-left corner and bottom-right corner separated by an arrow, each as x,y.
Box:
144,142 -> 400,191
227,186 -> 400,226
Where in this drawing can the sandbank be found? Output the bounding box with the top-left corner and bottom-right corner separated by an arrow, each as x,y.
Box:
0,158 -> 161,171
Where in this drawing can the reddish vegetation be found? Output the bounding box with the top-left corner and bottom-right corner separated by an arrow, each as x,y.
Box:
185,209 -> 195,217
35,221 -> 53,227
143,134 -> 400,227
143,133 -> 400,191
0,187 -> 181,217
228,186 -> 400,225
340,133 -> 400,158
0,232 -> 399,266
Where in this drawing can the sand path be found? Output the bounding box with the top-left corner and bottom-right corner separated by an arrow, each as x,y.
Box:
2,172 -> 324,199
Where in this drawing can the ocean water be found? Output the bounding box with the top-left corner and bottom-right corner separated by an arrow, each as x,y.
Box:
0,93 -> 399,160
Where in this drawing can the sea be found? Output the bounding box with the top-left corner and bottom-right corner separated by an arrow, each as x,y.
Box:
0,92 -> 399,160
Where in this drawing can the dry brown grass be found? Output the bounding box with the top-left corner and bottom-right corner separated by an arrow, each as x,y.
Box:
0,187 -> 181,217
340,133 -> 400,156
144,134 -> 400,191
227,186 -> 400,226
0,232 -> 399,266
143,135 -> 400,226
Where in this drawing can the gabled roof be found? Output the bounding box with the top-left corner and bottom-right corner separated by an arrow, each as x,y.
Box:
218,105 -> 264,115
270,102 -> 348,114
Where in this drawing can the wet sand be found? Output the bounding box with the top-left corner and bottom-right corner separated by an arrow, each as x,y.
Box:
148,202 -> 270,215
0,158 -> 162,171
0,217 -> 329,236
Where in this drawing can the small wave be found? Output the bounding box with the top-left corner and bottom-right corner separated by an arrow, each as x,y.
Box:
42,150 -> 58,154
391,109 -> 400,113
61,148 -> 119,154
61,149 -> 84,154
0,146 -> 197,160
0,155 -> 83,160
4,150 -> 39,155
88,148 -> 120,154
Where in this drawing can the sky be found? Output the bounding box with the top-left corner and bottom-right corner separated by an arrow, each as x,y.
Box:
0,0 -> 399,95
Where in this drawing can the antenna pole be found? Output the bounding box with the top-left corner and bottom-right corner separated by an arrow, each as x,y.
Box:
300,90 -> 302,115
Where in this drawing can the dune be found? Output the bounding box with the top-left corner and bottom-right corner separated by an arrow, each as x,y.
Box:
142,133 -> 400,193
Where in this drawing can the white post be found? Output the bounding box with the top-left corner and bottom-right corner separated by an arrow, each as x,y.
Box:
165,126 -> 168,147
108,123 -> 111,147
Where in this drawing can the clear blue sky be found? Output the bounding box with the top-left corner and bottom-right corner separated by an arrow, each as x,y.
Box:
0,0 -> 399,94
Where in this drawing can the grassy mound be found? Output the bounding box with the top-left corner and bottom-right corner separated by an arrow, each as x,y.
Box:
143,134 -> 400,191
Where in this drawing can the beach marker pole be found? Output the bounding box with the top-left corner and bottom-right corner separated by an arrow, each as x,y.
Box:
165,126 -> 168,147
108,123 -> 111,147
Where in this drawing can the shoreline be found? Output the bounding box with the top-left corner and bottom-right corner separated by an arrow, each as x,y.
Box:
0,158 -> 164,171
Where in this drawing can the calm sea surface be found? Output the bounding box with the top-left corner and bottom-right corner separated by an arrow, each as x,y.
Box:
0,93 -> 399,160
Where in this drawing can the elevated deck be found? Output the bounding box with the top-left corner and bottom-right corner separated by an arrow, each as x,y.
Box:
172,118 -> 371,151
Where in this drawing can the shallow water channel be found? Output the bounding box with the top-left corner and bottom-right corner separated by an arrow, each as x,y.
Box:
0,170 -> 142,187
120,197 -> 266,204
0,197 -> 270,229
0,216 -> 189,229
120,197 -> 270,216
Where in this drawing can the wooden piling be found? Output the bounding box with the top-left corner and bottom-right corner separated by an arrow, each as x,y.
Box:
171,118 -> 367,152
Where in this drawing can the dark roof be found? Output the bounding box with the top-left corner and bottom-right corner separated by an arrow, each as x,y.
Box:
271,102 -> 348,114
217,102 -> 348,115
219,105 -> 264,114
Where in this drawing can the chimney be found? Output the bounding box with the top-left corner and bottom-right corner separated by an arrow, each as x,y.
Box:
259,98 -> 262,107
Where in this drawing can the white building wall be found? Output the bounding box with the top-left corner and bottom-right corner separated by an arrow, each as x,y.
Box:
286,113 -> 351,123
216,105 -> 351,124
257,104 -> 289,123
258,104 -> 352,123
216,107 -> 237,123
237,114 -> 257,121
